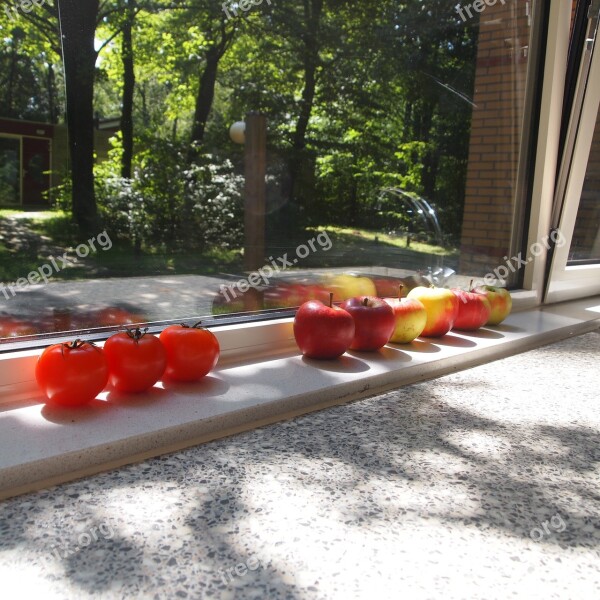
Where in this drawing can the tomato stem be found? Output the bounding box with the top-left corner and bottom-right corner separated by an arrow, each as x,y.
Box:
125,326 -> 148,342
179,321 -> 204,330
60,339 -> 98,356
64,339 -> 94,350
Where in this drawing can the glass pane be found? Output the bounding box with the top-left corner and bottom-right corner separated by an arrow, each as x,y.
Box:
1,1 -> 541,342
568,103 -> 600,263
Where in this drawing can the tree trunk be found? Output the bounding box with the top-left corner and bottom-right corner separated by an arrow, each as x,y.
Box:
288,0 -> 323,215
6,43 -> 19,116
60,0 -> 100,235
292,0 -> 323,153
121,0 -> 136,179
47,62 -> 58,123
189,46 -> 220,160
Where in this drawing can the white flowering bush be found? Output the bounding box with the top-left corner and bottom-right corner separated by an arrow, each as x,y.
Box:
95,137 -> 243,252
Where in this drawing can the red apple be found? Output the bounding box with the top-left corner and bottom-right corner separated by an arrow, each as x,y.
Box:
341,295 -> 396,351
473,285 -> 512,325
451,286 -> 491,331
373,277 -> 405,298
406,286 -> 459,337
305,284 -> 330,304
294,293 -> 355,359
383,286 -> 428,343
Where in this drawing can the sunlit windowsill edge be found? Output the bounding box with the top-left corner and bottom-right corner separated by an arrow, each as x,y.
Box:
0,295 -> 598,501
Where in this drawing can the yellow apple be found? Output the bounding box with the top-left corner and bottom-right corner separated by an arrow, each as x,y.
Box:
474,285 -> 512,325
406,286 -> 459,337
383,296 -> 427,343
328,274 -> 376,301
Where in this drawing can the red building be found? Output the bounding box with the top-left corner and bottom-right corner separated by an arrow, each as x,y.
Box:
0,117 -> 55,206
0,116 -> 118,207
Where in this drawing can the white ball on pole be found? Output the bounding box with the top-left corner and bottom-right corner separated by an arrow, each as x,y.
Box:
229,121 -> 246,144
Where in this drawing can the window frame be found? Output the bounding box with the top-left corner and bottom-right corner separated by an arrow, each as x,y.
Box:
522,0 -> 572,300
545,0 -> 600,302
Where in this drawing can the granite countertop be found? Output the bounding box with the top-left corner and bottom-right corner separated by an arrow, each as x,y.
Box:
1,331 -> 599,599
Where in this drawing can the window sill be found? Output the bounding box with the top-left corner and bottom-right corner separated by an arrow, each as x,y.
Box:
0,296 -> 598,500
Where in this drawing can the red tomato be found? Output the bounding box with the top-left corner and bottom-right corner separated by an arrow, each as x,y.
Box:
103,327 -> 166,393
0,317 -> 39,338
104,327 -> 167,392
35,340 -> 109,407
159,322 -> 220,382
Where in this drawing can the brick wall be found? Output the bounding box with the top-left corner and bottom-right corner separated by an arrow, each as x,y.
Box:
459,0 -> 532,275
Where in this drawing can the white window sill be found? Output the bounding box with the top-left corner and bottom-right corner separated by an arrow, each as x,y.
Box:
0,296 -> 598,500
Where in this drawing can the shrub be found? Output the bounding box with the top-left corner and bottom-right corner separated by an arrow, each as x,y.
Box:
52,136 -> 245,253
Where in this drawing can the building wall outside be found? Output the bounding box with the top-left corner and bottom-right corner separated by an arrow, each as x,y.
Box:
50,124 -> 115,191
459,0 -> 531,276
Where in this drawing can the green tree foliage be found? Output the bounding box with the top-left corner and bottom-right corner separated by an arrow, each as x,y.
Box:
0,14 -> 63,122
1,0 -> 478,248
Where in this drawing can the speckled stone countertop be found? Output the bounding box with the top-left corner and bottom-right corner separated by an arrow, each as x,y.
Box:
1,331 -> 599,599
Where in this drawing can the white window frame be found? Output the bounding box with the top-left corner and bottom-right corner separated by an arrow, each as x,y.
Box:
522,0 -> 572,301
545,2 -> 600,302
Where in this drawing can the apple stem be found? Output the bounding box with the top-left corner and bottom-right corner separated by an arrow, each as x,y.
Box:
398,284 -> 404,299
469,279 -> 474,292
329,292 -> 334,308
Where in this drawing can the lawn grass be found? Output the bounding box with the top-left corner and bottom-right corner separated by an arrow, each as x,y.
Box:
0,209 -> 24,218
0,244 -> 47,282
91,243 -> 242,277
317,225 -> 457,257
25,210 -> 80,245
0,208 -> 457,282
0,209 -> 242,280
